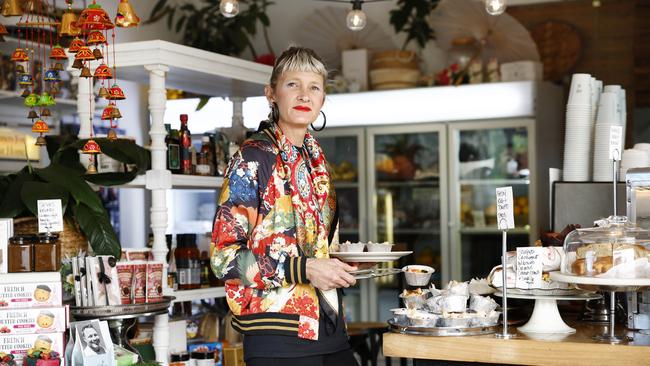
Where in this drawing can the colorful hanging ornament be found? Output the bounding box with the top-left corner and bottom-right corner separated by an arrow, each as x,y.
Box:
98,86 -> 109,98
60,1 -> 81,36
76,1 -> 114,31
74,46 -> 95,61
15,64 -> 25,73
44,68 -> 61,82
20,89 -> 30,98
107,125 -> 118,140
68,38 -> 85,53
93,63 -> 112,79
92,48 -> 103,59
0,24 -> 7,42
82,139 -> 101,174
115,0 -> 140,28
49,45 -> 67,60
1,0 -> 23,17
37,93 -> 56,107
86,30 -> 107,45
11,48 -> 29,62
32,119 -> 49,146
40,108 -> 51,117
107,83 -> 125,100
17,73 -> 33,87
24,93 -> 38,107
79,66 -> 92,78
27,110 -> 39,119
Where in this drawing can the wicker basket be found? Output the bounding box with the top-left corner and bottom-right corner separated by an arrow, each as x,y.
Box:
369,50 -> 420,90
13,216 -> 89,258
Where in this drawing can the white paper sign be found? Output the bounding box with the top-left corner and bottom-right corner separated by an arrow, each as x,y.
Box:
495,186 -> 515,230
516,247 -> 544,289
609,125 -> 623,161
37,199 -> 64,233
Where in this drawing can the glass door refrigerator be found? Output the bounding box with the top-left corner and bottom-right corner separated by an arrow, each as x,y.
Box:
448,118 -> 537,281
366,124 -> 448,322
314,127 -> 368,321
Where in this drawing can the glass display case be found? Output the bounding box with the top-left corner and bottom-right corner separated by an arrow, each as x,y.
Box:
449,119 -> 536,281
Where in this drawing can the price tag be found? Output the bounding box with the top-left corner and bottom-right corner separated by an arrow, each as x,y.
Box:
495,186 -> 515,230
515,247 -> 544,289
609,125 -> 623,161
37,199 -> 63,233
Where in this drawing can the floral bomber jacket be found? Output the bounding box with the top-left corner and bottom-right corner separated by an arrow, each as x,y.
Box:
210,123 -> 338,340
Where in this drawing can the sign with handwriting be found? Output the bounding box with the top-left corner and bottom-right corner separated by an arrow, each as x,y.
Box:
516,247 -> 544,289
37,199 -> 63,233
609,126 -> 623,161
495,187 -> 515,230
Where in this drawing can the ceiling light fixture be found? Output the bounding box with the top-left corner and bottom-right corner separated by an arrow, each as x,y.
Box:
484,0 -> 507,15
319,0 -> 388,32
220,0 -> 239,18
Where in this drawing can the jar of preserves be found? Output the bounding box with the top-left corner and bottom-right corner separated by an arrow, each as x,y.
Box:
8,236 -> 33,272
34,234 -> 60,272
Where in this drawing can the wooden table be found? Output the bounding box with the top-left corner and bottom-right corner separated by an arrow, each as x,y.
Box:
383,322 -> 649,366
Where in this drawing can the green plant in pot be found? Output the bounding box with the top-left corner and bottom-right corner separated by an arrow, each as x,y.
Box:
0,137 -> 150,260
389,0 -> 440,51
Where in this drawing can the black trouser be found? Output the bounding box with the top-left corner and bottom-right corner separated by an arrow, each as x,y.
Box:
246,348 -> 359,366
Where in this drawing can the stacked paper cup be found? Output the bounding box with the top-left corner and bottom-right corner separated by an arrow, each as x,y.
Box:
592,91 -> 622,181
563,74 -> 595,181
620,149 -> 650,178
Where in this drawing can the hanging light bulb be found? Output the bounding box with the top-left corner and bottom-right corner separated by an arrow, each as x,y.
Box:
346,1 -> 366,31
219,0 -> 239,18
485,0 -> 507,15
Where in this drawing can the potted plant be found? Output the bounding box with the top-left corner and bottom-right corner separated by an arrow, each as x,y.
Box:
147,0 -> 275,64
389,0 -> 439,52
0,137 -> 150,259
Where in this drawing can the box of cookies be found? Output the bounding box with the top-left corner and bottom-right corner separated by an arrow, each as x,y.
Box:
0,306 -> 67,334
0,332 -> 65,364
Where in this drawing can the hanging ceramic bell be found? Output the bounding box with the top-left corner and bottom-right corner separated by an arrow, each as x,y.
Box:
98,86 -> 109,98
75,46 -> 95,61
93,63 -> 112,79
40,108 -> 51,117
107,128 -> 118,140
11,48 -> 29,62
59,10 -> 81,37
31,119 -> 49,146
1,0 -> 23,17
27,110 -> 39,119
92,48 -> 103,60
38,92 -> 56,107
49,45 -> 67,60
101,105 -> 114,120
24,93 -> 38,107
76,1 -> 114,31
20,89 -> 30,98
110,107 -> 122,119
115,0 -> 140,28
80,67 -> 92,78
82,139 -> 101,154
85,156 -> 97,174
15,64 -> 25,73
71,58 -> 83,69
68,38 -> 85,53
53,62 -> 64,71
44,69 -> 61,82
0,24 -> 7,42
50,85 -> 59,96
17,73 -> 33,87
86,30 -> 107,45
107,84 -> 126,100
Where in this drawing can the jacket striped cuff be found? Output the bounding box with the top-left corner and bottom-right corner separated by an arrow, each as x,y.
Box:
284,256 -> 308,284
231,312 -> 300,337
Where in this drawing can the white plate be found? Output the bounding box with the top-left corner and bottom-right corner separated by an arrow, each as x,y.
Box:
330,251 -> 412,262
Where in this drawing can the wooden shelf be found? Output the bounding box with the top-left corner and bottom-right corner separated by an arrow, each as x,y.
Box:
376,180 -> 439,188
120,174 -> 223,190
170,287 -> 226,303
459,227 -> 530,235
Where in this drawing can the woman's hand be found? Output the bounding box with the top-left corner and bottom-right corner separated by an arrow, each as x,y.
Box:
306,258 -> 357,291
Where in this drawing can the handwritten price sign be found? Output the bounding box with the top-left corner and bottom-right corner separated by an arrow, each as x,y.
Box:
609,125 -> 623,161
495,187 -> 515,231
37,199 -> 63,233
515,247 -> 543,289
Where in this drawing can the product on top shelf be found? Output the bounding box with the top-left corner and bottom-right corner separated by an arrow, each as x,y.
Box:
166,123 -> 181,174
179,114 -> 193,175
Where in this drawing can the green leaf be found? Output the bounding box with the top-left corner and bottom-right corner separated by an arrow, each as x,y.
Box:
175,15 -> 186,33
20,181 -> 69,217
83,172 -> 138,186
73,203 -> 121,259
0,170 -> 34,218
196,97 -> 210,111
150,0 -> 168,18
35,164 -> 105,214
167,8 -> 176,29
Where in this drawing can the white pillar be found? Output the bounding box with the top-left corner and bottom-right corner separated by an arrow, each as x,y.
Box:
74,69 -> 94,167
229,96 -> 246,143
145,63 -> 171,366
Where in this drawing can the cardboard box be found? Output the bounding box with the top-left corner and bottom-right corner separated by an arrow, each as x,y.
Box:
223,343 -> 244,366
0,306 -> 68,334
0,277 -> 62,309
342,49 -> 369,91
500,61 -> 543,82
0,219 -> 12,274
188,342 -> 222,366
0,332 -> 65,364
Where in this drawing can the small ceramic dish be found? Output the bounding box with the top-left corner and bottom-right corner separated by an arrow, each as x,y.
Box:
402,265 -> 435,287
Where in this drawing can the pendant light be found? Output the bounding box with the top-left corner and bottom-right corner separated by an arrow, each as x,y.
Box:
346,1 -> 366,31
485,0 -> 507,15
220,0 -> 239,18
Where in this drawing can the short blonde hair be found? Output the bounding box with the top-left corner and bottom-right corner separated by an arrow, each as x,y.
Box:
269,46 -> 328,89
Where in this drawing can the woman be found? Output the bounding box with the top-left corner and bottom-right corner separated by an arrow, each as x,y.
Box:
211,47 -> 360,366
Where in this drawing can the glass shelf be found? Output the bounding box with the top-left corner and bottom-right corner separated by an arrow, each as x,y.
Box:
459,178 -> 530,185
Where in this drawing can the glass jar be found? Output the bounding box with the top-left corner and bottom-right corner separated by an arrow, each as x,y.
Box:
8,236 -> 33,272
170,352 -> 190,366
562,216 -> 650,278
34,234 -> 60,272
447,36 -> 479,69
190,351 -> 214,366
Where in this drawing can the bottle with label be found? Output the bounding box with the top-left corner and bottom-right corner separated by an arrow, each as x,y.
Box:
179,114 -> 193,175
166,124 -> 181,174
197,136 -> 214,176
195,152 -> 211,176
175,234 -> 201,290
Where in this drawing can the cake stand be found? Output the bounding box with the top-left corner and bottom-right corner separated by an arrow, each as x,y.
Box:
495,291 -> 600,334
550,272 -> 650,343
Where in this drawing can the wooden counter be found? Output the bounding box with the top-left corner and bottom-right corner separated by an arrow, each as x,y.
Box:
383,322 -> 649,366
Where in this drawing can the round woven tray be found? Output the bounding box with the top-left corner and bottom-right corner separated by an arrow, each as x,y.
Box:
13,216 -> 88,258
530,20 -> 582,81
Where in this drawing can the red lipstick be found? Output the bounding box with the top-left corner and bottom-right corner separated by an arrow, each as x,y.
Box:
293,105 -> 311,112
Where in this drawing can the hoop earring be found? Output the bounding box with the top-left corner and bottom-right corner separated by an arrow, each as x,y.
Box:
311,110 -> 326,131
269,102 -> 279,123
